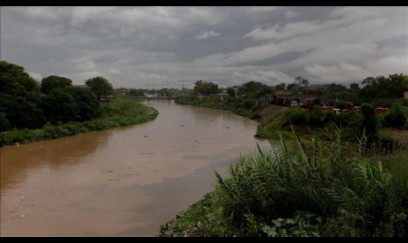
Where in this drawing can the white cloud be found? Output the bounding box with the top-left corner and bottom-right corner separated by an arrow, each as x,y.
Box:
244,20 -> 326,41
304,63 -> 372,82
369,56 -> 408,76
195,31 -> 220,40
233,69 -> 293,84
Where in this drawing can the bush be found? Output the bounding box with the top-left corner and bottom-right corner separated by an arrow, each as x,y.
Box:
378,134 -> 394,153
384,104 -> 406,127
308,107 -> 325,127
286,109 -> 307,126
335,101 -> 346,109
361,103 -> 378,142
160,128 -> 408,237
331,111 -> 363,141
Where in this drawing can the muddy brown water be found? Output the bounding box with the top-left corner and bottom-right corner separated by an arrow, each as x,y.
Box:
0,100 -> 271,236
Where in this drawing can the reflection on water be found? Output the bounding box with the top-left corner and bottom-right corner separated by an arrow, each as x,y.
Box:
0,100 -> 270,236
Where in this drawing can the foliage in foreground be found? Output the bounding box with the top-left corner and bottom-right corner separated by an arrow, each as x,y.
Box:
0,96 -> 158,146
159,129 -> 408,237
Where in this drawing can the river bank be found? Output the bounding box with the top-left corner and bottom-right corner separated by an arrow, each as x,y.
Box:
0,96 -> 158,146
158,131 -> 408,237
162,96 -> 408,237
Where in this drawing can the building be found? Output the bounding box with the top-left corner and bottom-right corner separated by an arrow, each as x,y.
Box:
404,90 -> 408,99
350,83 -> 359,90
274,91 -> 294,106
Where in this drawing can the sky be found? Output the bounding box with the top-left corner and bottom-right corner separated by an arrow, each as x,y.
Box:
1,6 -> 407,89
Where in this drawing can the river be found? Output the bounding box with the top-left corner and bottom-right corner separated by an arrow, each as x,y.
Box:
0,100 -> 270,236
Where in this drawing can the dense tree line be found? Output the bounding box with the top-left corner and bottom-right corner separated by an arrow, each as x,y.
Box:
0,60 -> 113,131
194,80 -> 219,96
360,74 -> 408,100
194,74 -> 407,109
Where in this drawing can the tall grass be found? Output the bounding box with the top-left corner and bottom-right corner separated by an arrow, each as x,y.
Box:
159,128 -> 408,237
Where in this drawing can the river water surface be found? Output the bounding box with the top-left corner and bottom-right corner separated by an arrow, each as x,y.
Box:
1,100 -> 270,236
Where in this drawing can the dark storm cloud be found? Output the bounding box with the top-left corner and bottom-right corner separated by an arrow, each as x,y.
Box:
1,6 -> 407,88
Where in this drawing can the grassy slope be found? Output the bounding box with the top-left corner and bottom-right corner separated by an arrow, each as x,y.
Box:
159,132 -> 408,237
0,96 -> 158,146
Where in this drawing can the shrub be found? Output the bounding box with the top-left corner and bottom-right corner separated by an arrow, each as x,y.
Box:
308,107 -> 325,127
251,112 -> 262,120
361,103 -> 378,142
160,128 -> 408,237
384,104 -> 406,127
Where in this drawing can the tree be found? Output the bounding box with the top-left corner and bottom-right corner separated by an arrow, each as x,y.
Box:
66,87 -> 100,121
0,61 -> 44,129
361,77 -> 376,86
350,83 -> 360,90
360,74 -> 408,100
0,60 -> 40,95
128,89 -> 144,97
295,76 -> 309,88
0,112 -> 10,132
384,103 -> 406,127
42,89 -> 80,123
85,76 -> 114,100
256,86 -> 273,98
226,87 -> 236,97
301,79 -> 309,87
287,83 -> 299,90
326,83 -> 347,92
274,83 -> 286,91
41,75 -> 72,94
239,81 -> 268,96
14,99 -> 46,128
194,80 -> 219,96
361,104 -> 378,143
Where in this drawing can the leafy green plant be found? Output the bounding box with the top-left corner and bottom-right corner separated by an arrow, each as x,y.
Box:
384,103 -> 406,127
160,127 -> 408,237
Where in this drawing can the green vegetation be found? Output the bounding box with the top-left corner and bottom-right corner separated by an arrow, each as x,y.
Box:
167,74 -> 408,237
177,75 -> 407,146
361,104 -> 378,143
384,104 -> 407,128
85,76 -> 114,100
159,129 -> 408,237
0,60 -> 158,146
40,75 -> 73,94
193,80 -> 219,97
175,95 -> 261,120
360,74 -> 408,100
175,80 -> 272,119
256,108 -> 365,142
0,96 -> 158,146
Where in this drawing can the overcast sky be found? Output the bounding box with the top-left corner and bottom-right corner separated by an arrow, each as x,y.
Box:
1,7 -> 407,89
